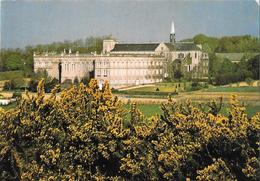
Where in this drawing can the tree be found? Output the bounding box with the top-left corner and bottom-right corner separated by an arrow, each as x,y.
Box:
245,77 -> 254,86
247,54 -> 260,80
28,70 -> 58,93
166,59 -> 184,81
193,34 -> 260,53
4,53 -> 23,71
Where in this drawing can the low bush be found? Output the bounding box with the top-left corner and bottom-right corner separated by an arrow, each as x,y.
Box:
113,89 -> 178,96
12,91 -> 22,99
28,77 -> 59,93
3,78 -> 26,91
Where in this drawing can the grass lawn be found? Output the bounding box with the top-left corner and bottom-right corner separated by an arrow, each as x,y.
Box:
2,101 -> 259,118
125,82 -> 192,93
219,105 -> 260,117
0,102 -> 18,110
0,70 -> 25,81
129,85 -> 260,93
204,86 -> 260,92
124,104 -> 162,118
128,86 -> 176,92
124,103 -> 260,118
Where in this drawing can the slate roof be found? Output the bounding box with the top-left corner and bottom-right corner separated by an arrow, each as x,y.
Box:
165,42 -> 201,51
110,42 -> 201,52
111,43 -> 160,52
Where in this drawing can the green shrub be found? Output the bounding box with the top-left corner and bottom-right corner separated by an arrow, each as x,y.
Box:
113,89 -> 178,96
28,78 -> 59,93
12,91 -> 22,99
3,80 -> 15,91
245,77 -> 254,86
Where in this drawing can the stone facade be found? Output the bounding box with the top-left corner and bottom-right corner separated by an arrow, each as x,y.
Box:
95,55 -> 166,87
34,23 -> 209,88
34,53 -> 166,88
34,54 -> 95,83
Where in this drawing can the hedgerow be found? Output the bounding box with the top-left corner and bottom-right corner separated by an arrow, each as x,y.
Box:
0,79 -> 259,180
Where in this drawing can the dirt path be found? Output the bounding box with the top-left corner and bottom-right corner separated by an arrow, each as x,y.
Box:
118,84 -> 156,91
116,91 -> 260,104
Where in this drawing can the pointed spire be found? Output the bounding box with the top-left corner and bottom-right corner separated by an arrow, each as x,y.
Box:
170,21 -> 175,34
170,21 -> 176,43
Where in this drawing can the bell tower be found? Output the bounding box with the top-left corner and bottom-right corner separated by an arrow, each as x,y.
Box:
170,21 -> 175,43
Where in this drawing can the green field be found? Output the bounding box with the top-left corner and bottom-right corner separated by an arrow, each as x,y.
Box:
204,86 -> 260,92
124,104 -> 162,117
2,101 -> 259,118
0,70 -> 25,81
123,103 -> 260,118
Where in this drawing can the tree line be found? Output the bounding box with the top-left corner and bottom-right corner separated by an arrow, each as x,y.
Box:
191,34 -> 259,85
209,54 -> 259,85
0,35 -> 113,72
193,34 -> 260,53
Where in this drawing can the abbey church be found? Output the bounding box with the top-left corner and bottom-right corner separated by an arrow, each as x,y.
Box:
34,22 -> 209,88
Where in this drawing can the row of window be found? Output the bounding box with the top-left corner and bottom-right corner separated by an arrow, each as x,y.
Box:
177,52 -> 198,59
96,69 -> 164,77
64,63 -> 77,71
97,61 -> 164,67
35,61 -> 51,67
109,79 -> 163,84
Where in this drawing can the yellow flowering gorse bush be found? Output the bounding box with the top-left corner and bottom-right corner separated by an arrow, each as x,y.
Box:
0,79 -> 259,180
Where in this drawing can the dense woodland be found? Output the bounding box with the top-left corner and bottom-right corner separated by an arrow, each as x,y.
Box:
209,53 -> 259,85
0,34 -> 259,85
0,80 -> 259,180
0,35 -> 112,72
192,34 -> 260,53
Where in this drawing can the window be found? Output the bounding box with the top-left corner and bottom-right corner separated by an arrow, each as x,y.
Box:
178,53 -> 184,58
195,52 -> 197,58
97,70 -> 101,77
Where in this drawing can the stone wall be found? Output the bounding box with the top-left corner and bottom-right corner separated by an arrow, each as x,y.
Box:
34,55 -> 94,83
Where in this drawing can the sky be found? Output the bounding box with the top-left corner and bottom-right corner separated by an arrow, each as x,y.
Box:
1,0 -> 259,49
